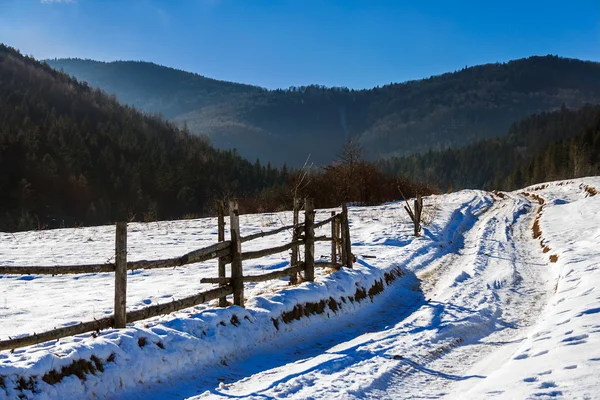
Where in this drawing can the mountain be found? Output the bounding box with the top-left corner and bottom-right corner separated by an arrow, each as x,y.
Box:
0,45 -> 284,231
47,56 -> 600,166
380,104 -> 600,191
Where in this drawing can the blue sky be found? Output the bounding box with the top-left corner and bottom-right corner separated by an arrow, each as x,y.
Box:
0,0 -> 598,89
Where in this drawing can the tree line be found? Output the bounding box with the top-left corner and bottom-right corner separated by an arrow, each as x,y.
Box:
1,44 -> 433,232
380,104 -> 600,191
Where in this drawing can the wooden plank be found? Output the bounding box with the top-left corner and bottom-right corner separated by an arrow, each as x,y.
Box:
331,211 -> 337,263
0,317 -> 114,352
315,261 -> 342,270
0,286 -> 235,352
0,240 -> 231,276
126,245 -> 231,271
216,200 -> 227,307
114,222 -> 127,328
242,264 -> 305,283
341,205 -> 347,266
290,198 -> 301,285
241,240 -> 303,261
182,241 -> 231,264
126,286 -> 233,323
229,200 -> 244,306
304,198 -> 315,281
313,213 -> 339,229
335,215 -> 342,262
240,222 -> 302,243
0,264 -> 115,275
200,277 -> 231,284
342,203 -> 353,268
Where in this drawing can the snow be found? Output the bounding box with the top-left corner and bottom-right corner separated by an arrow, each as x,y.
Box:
1,178 -> 600,399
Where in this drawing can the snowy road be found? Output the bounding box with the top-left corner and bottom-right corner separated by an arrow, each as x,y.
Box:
2,179 -> 600,399
152,191 -> 553,399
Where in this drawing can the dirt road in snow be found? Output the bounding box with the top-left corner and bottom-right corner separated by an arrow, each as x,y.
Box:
370,192 -> 552,399
5,179 -> 599,399
131,191 -> 555,399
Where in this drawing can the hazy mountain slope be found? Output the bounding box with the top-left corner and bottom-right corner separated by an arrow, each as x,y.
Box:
0,45 -> 282,231
48,56 -> 600,166
45,58 -> 264,118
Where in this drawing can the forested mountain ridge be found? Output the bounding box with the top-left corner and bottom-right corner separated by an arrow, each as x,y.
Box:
0,44 -> 284,231
45,58 -> 265,118
48,56 -> 600,166
380,104 -> 600,191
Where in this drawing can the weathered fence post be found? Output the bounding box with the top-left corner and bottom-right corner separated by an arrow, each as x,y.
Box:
304,198 -> 315,282
114,222 -> 127,328
290,198 -> 301,284
414,194 -> 423,237
336,214 -> 342,261
330,211 -> 337,263
229,199 -> 244,306
400,188 -> 423,237
342,203 -> 353,268
216,200 -> 227,307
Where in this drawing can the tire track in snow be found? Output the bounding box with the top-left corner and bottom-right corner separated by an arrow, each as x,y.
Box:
366,192 -> 553,399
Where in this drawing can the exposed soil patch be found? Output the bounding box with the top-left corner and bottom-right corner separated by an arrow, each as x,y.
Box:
583,185 -> 598,197
43,356 -> 104,385
492,190 -> 506,199
533,218 -> 542,240
4,266 -> 409,396
277,266 -> 405,327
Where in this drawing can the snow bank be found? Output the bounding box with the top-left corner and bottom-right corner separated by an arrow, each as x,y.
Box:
0,260 -> 419,399
452,177 -> 600,399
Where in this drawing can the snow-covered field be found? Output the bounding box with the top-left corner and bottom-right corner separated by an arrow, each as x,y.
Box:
1,178 -> 599,399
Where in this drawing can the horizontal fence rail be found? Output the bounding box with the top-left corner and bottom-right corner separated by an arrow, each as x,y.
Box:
0,241 -> 232,276
0,198 -> 353,352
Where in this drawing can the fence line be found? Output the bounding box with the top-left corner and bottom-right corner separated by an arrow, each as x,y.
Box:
0,198 -> 353,352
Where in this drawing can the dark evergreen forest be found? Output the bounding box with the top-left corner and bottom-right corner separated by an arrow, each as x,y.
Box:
381,105 -> 600,191
0,44 -> 285,231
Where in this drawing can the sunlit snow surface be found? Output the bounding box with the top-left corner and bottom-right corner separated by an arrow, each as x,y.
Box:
1,178 -> 600,399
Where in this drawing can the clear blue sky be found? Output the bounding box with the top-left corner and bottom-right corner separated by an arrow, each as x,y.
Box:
1,0 -> 598,89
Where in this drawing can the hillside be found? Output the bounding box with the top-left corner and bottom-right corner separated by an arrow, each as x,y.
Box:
48,56 -> 600,166
2,178 -> 599,399
0,45 -> 284,231
381,104 -> 600,191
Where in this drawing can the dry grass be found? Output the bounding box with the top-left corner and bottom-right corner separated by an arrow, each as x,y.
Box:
584,185 -> 598,197
532,218 -> 542,239
492,190 -> 506,199
549,254 -> 559,263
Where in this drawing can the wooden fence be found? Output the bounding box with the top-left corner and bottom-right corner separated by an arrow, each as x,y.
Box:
0,199 -> 352,352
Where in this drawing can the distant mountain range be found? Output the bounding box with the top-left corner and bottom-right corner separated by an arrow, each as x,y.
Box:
46,56 -> 600,166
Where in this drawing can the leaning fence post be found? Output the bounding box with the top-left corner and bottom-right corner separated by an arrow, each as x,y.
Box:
290,198 -> 301,284
114,221 -> 127,328
342,203 -> 353,268
304,198 -> 315,282
216,200 -> 227,307
330,211 -> 337,263
336,214 -> 342,261
229,199 -> 244,306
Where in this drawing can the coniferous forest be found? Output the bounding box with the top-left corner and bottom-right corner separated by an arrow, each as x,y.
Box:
380,105 -> 600,191
0,44 -> 286,231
